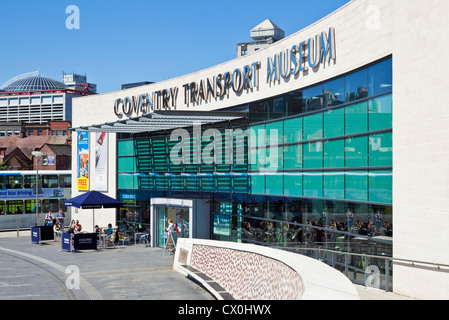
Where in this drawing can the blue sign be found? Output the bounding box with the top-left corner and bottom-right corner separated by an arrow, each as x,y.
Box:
31,227 -> 40,244
62,233 -> 72,252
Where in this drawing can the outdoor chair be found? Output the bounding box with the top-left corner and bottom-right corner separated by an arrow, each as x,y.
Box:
118,232 -> 130,246
138,233 -> 150,247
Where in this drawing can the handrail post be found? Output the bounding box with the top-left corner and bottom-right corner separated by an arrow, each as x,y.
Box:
385,259 -> 390,292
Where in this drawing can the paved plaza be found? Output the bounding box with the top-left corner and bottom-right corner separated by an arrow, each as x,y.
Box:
0,231 -> 415,301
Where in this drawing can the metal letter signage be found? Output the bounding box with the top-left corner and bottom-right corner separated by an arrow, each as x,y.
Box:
114,27 -> 336,119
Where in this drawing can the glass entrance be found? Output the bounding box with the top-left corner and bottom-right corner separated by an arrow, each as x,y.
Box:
156,206 -> 190,248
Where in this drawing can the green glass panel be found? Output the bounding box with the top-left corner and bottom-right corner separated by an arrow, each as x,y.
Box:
345,171 -> 368,201
118,174 -> 136,189
266,121 -> 283,146
266,147 -> 283,171
369,94 -> 392,131
303,172 -> 323,198
303,142 -> 323,169
345,136 -> 368,168
232,173 -> 248,193
284,173 -> 302,197
369,132 -> 393,167
199,173 -> 214,192
283,117 -> 303,143
324,140 -> 345,168
303,113 -> 323,141
265,173 -> 283,196
118,140 -> 135,156
283,145 -> 302,170
369,170 -> 392,204
118,157 -> 136,173
345,101 -> 368,135
324,107 -> 345,138
324,171 -> 345,200
250,173 -> 265,195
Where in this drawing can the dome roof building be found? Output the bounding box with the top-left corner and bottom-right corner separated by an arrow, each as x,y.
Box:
0,71 -> 96,123
2,76 -> 67,93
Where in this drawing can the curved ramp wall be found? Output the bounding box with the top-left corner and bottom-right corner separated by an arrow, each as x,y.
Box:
173,238 -> 360,300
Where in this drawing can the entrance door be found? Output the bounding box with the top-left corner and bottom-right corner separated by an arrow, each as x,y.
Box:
156,206 -> 190,248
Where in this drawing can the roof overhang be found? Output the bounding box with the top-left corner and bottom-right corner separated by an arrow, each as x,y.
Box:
70,110 -> 247,134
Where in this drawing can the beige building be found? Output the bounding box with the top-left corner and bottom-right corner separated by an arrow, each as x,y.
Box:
71,0 -> 449,300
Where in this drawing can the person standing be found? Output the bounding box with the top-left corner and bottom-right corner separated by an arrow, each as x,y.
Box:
44,210 -> 54,226
57,208 -> 66,228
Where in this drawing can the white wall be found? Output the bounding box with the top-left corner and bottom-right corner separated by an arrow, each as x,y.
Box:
392,0 -> 449,300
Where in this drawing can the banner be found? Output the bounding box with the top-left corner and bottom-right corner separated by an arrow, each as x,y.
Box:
73,233 -> 97,251
77,132 -> 89,191
95,132 -> 108,192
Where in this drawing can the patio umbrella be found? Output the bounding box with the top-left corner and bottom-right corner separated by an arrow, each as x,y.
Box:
65,191 -> 123,231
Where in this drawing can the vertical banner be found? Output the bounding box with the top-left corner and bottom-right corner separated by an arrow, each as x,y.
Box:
95,132 -> 108,192
77,132 -> 89,191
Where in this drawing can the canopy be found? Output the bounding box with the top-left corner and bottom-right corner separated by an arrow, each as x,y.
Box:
65,191 -> 123,232
65,191 -> 123,209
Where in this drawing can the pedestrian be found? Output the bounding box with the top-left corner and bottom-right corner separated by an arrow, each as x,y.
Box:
45,210 -> 54,226
57,208 -> 66,227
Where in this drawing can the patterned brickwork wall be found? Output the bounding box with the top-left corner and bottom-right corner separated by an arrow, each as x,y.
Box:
190,244 -> 305,300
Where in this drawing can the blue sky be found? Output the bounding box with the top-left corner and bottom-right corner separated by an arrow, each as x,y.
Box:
0,0 -> 350,93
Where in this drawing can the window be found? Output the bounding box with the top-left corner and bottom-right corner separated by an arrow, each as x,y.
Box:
345,136 -> 368,168
303,85 -> 324,112
369,94 -> 392,131
303,172 -> 323,198
6,200 -> 24,214
283,117 -> 302,144
303,142 -> 323,169
324,140 -> 345,168
345,102 -> 368,135
25,200 -> 41,214
369,132 -> 393,167
324,77 -> 345,107
346,171 -> 368,201
5,175 -> 23,189
42,175 -> 58,188
324,107 -> 344,138
369,58 -> 392,96
283,145 -> 302,170
303,113 -> 323,141
345,68 -> 368,102
324,172 -> 345,200
0,176 -> 4,189
284,173 -> 302,197
59,175 -> 72,188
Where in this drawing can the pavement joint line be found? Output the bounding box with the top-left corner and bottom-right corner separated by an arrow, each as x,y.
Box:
0,246 -> 103,300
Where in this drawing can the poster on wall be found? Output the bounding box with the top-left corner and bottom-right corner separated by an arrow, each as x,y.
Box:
77,132 -> 89,191
95,132 -> 108,192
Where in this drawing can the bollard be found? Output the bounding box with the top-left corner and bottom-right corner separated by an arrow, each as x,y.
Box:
17,220 -> 20,237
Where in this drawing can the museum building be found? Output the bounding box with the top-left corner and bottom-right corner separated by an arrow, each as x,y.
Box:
70,0 -> 449,300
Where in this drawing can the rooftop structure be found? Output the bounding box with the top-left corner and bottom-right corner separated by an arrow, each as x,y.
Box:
236,19 -> 285,58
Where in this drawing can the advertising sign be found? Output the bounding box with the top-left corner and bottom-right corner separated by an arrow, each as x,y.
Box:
77,132 -> 89,191
73,233 -> 97,251
95,132 -> 108,192
62,233 -> 72,252
31,226 -> 40,244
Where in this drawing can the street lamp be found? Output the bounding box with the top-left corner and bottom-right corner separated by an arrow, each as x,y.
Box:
32,151 -> 43,226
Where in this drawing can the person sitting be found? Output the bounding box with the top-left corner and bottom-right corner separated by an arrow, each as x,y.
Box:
53,221 -> 62,237
105,223 -> 113,236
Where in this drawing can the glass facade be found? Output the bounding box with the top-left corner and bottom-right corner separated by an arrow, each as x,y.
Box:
117,57 -> 393,256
